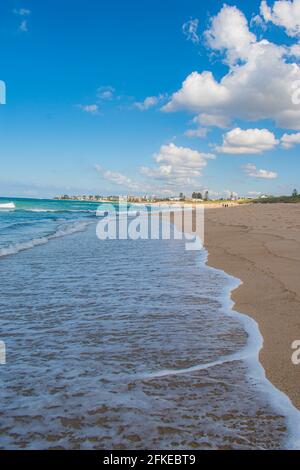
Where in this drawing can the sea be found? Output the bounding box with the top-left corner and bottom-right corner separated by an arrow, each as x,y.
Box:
0,197 -> 300,449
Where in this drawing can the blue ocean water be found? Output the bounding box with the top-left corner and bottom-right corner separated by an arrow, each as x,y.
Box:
0,197 -> 102,257
0,198 -> 299,449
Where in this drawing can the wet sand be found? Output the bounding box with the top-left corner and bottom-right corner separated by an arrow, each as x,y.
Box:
204,203 -> 300,410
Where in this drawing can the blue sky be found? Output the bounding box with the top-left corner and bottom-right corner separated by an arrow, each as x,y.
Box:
1,0 -> 300,198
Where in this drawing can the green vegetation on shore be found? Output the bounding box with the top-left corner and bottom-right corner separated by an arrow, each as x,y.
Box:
253,189 -> 300,204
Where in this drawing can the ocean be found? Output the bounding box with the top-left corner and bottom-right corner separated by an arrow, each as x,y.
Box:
0,197 -> 299,449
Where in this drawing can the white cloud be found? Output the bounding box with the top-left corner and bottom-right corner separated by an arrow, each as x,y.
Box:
243,163 -> 278,179
94,165 -> 143,191
162,71 -> 229,113
194,113 -> 230,129
163,4 -> 300,130
77,104 -> 99,114
140,143 -> 215,190
184,127 -> 208,138
13,8 -> 31,16
134,96 -> 158,111
281,131 -> 300,147
97,86 -> 115,100
182,18 -> 200,44
13,7 -> 31,32
290,43 -> 300,56
134,95 -> 165,111
260,0 -> 273,22
217,128 -> 279,154
260,0 -> 300,37
204,5 -> 256,65
250,14 -> 267,31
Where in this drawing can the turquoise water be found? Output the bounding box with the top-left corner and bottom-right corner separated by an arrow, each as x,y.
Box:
0,197 -> 104,257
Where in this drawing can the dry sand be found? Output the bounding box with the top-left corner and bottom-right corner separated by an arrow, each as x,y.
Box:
203,203 -> 300,410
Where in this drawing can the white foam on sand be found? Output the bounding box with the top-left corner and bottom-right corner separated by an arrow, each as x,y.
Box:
141,227 -> 300,450
0,220 -> 93,258
213,266 -> 300,450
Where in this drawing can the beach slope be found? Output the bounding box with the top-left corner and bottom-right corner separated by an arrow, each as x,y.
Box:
205,204 -> 300,409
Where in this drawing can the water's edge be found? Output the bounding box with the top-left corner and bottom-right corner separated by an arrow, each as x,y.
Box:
203,247 -> 300,450
1,212 -> 300,448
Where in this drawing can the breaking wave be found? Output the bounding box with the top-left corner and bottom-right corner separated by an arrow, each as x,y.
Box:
0,220 -> 93,258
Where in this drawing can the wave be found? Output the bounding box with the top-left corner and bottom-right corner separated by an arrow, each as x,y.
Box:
0,221 -> 38,231
0,220 -> 93,258
24,208 -> 97,213
0,202 -> 15,210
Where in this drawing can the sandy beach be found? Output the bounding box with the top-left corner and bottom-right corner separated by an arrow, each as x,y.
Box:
204,203 -> 300,410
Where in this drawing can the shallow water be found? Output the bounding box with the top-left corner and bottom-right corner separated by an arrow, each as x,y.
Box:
0,212 -> 296,449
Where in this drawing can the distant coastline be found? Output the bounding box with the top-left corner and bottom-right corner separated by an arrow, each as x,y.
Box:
54,194 -> 245,205
54,190 -> 300,205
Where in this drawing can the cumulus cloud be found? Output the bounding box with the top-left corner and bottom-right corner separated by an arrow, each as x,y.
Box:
243,163 -> 278,179
141,143 -> 215,189
97,86 -> 115,100
163,71 -> 229,113
184,127 -> 208,138
163,4 -> 300,130
194,113 -> 230,129
182,18 -> 200,44
204,5 -> 256,65
94,165 -> 144,191
217,128 -> 279,154
133,94 -> 165,111
77,104 -> 99,115
260,0 -> 300,37
281,131 -> 300,147
290,43 -> 300,56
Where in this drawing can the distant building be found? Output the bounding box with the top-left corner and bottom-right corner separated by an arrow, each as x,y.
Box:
192,192 -> 203,200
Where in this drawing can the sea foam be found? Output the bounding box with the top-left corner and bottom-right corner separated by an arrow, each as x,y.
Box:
0,220 -> 92,258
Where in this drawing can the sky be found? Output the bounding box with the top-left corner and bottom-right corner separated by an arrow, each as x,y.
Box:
1,0 -> 300,198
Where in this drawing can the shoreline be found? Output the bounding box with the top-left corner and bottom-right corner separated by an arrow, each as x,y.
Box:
202,250 -> 300,449
172,208 -> 300,447
2,203 -> 300,447
3,203 -> 300,411
4,214 -> 290,450
203,204 -> 300,412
